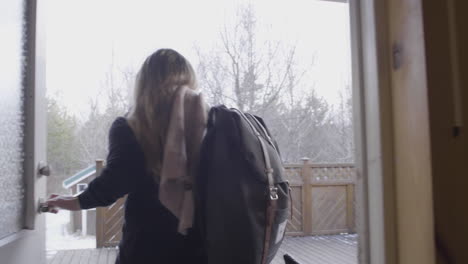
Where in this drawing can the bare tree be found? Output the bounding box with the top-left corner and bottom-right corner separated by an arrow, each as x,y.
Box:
328,86 -> 354,163
46,96 -> 81,195
196,4 -> 343,163
197,4 -> 298,115
75,59 -> 135,165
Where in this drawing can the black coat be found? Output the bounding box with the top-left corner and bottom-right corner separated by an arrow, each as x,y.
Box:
78,117 -> 204,264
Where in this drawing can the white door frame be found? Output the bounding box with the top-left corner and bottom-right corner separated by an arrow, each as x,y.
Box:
319,0 -> 398,260
24,0 -> 47,232
0,0 -> 47,263
349,0 -> 397,262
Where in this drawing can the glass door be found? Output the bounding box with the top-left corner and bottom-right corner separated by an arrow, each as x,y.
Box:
0,0 -> 47,263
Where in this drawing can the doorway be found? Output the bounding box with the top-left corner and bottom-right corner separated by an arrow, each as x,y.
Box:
45,0 -> 357,263
2,0 -> 438,263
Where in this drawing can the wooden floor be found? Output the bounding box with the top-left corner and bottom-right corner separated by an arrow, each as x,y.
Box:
47,248 -> 117,264
47,234 -> 357,264
272,234 -> 357,264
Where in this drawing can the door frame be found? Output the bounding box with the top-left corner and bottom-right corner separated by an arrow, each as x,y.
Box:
350,0 -> 436,263
24,0 -> 47,231
0,0 -> 437,263
349,0 -> 397,263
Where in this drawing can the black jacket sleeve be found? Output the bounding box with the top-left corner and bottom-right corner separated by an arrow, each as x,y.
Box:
78,117 -> 145,209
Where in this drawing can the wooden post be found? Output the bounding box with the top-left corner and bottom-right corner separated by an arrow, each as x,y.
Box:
346,184 -> 355,232
95,159 -> 105,248
300,157 -> 312,235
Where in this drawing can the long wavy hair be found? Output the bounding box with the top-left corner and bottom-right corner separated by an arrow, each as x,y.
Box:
127,49 -> 197,180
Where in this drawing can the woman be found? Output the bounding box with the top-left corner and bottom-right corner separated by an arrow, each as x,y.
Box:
46,49 -> 208,264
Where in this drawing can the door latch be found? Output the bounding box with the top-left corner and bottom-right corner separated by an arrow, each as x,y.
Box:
38,162 -> 51,177
38,199 -> 50,213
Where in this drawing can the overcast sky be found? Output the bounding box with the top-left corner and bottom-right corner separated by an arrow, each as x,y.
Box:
46,0 -> 351,118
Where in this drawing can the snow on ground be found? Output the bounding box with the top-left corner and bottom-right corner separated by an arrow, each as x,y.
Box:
46,210 -> 96,251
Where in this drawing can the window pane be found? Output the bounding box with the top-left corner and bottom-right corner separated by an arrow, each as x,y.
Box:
0,0 -> 25,239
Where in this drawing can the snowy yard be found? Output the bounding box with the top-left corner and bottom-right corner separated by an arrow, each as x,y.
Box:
46,210 -> 95,251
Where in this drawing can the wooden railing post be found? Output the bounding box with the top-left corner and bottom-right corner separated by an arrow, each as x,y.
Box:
346,184 -> 355,232
300,157 -> 312,235
95,159 -> 105,248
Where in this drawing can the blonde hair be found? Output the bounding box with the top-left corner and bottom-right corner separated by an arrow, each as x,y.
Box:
128,49 -> 197,180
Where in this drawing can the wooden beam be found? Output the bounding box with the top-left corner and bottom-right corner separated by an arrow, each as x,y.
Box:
346,184 -> 355,232
95,159 -> 105,248
300,158 -> 312,235
387,0 -> 436,263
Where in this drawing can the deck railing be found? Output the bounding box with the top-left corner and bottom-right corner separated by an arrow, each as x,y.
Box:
284,158 -> 356,236
95,159 -> 356,247
95,160 -> 125,248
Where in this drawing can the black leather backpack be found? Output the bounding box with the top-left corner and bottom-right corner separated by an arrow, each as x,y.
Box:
195,105 -> 291,264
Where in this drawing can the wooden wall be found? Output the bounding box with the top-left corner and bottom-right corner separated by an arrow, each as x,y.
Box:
422,1 -> 468,263
385,0 -> 436,263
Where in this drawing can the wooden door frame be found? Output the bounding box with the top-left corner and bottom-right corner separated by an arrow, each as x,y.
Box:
351,0 -> 436,263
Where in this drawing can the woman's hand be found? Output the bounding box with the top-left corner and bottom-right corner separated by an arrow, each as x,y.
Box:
45,194 -> 81,212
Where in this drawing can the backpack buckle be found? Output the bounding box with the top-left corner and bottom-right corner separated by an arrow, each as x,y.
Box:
270,187 -> 279,200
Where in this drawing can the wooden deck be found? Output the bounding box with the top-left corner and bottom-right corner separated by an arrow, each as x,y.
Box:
47,248 -> 117,264
272,234 -> 357,264
47,234 -> 357,264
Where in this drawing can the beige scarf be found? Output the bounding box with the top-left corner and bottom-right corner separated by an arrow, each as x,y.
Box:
159,86 -> 208,234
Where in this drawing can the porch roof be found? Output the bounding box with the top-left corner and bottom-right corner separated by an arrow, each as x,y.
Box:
62,164 -> 96,189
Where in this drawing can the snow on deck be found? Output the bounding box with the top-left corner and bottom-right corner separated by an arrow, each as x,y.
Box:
272,234 -> 358,264
46,210 -> 96,251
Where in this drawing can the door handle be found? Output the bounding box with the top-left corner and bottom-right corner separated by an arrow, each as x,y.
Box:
38,199 -> 50,213
38,162 -> 51,177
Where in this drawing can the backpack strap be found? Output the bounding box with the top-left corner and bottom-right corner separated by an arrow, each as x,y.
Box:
231,108 -> 278,264
231,109 -> 277,199
245,113 -> 278,153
